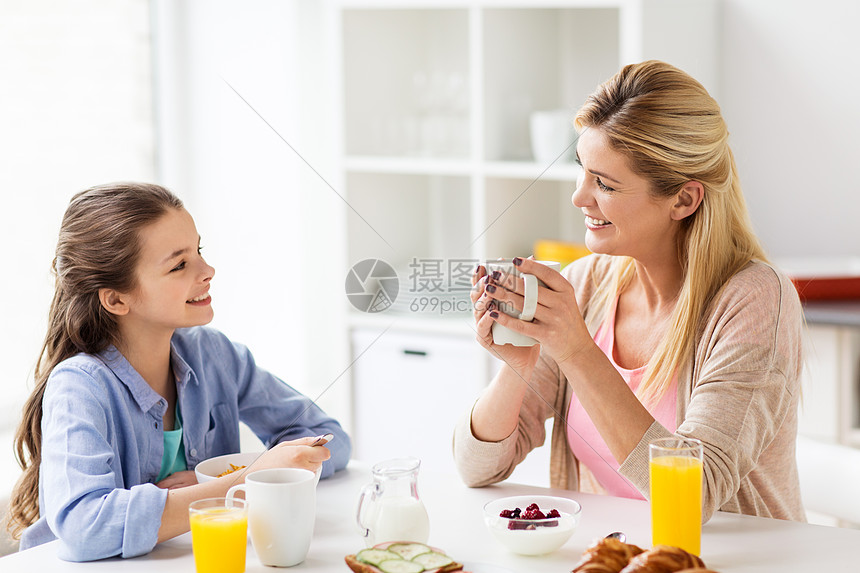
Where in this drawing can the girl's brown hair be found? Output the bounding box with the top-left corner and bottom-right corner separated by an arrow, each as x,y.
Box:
574,60 -> 768,405
7,182 -> 183,539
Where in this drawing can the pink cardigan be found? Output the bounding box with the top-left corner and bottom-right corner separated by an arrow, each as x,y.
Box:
453,255 -> 806,522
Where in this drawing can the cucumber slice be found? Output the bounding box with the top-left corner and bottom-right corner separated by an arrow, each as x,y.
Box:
378,559 -> 425,573
356,548 -> 402,567
412,552 -> 454,569
387,542 -> 432,560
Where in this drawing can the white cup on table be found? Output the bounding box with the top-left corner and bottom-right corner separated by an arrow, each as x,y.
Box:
485,259 -> 561,347
226,468 -> 317,567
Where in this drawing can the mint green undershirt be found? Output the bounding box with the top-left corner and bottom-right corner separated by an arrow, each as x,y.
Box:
156,405 -> 187,482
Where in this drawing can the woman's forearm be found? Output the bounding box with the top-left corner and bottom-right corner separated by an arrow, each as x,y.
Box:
469,361 -> 535,442
557,343 -> 655,464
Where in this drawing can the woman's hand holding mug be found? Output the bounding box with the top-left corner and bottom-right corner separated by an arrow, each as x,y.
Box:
472,259 -> 543,373
473,257 -> 590,369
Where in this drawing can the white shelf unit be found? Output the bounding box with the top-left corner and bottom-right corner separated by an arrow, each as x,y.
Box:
332,0 -> 718,482
334,0 -> 718,277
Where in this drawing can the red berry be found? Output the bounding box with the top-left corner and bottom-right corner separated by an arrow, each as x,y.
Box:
499,507 -> 522,519
522,508 -> 546,520
502,502 -> 562,528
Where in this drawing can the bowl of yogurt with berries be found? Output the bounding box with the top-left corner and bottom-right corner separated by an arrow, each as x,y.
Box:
483,495 -> 582,555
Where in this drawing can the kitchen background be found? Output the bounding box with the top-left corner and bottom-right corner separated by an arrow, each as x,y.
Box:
1,0 -> 859,552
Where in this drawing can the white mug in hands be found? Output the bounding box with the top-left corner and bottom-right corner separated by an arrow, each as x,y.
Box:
227,468 -> 317,567
485,259 -> 561,347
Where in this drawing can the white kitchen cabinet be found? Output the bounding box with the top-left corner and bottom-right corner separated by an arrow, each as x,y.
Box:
351,320 -> 558,484
350,325 -> 489,473
798,321 -> 860,447
795,319 -> 860,526
797,301 -> 860,449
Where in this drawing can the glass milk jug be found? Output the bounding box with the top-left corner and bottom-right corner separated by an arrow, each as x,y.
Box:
356,457 -> 430,547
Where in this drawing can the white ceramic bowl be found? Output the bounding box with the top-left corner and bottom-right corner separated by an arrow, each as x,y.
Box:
194,452 -> 261,483
195,451 -> 323,485
483,495 -> 582,556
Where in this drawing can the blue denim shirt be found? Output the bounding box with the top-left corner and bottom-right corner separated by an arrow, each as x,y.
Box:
20,326 -> 351,561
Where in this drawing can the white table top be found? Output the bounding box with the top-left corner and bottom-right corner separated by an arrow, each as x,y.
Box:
2,460 -> 857,571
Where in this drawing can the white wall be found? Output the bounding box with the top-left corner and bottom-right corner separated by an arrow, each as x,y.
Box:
719,0 -> 860,258
0,0 -> 155,429
152,0 -> 350,426
0,1 -> 155,552
0,0 -> 350,460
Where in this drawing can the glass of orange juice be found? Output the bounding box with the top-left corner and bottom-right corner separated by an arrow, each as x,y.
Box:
649,437 -> 703,556
189,497 -> 248,573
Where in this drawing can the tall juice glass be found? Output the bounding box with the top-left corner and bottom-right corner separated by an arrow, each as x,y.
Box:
189,497 -> 248,573
649,437 -> 703,556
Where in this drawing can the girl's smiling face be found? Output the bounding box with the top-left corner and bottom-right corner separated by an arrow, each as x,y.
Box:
571,127 -> 682,264
120,207 -> 215,335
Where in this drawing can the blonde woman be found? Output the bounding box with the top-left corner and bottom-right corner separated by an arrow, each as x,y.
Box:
454,60 -> 804,522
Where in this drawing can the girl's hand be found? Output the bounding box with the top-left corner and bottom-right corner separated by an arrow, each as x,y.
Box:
156,470 -> 198,490
246,436 -> 331,476
472,263 -> 541,374
482,257 -> 592,367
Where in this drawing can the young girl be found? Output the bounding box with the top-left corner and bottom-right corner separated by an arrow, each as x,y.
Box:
7,182 -> 351,561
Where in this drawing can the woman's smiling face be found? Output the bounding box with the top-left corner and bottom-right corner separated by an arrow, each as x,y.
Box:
571,127 -> 681,264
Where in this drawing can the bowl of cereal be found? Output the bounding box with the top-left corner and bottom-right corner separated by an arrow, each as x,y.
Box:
194,452 -> 261,483
483,495 -> 582,555
195,451 -> 323,484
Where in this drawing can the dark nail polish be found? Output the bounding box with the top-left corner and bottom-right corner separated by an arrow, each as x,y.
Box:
491,270 -> 501,280
490,311 -> 499,319
486,284 -> 496,293
475,264 -> 482,274
513,257 -> 523,266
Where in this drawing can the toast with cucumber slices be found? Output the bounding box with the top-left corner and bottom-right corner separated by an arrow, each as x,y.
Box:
345,541 -> 467,573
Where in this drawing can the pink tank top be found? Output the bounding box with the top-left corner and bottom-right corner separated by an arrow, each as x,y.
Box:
566,296 -> 677,499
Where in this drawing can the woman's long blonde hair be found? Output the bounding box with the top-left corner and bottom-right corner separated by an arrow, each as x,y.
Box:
7,183 -> 183,539
575,60 -> 768,405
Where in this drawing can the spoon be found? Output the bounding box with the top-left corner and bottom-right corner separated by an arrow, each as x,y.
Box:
310,433 -> 334,447
605,531 -> 627,542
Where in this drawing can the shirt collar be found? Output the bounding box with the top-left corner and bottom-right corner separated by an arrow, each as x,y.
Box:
96,337 -> 199,413
97,346 -> 165,414
169,335 -> 199,388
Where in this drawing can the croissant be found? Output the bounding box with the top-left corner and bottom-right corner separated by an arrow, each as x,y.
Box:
618,545 -> 706,573
571,538 -> 646,573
